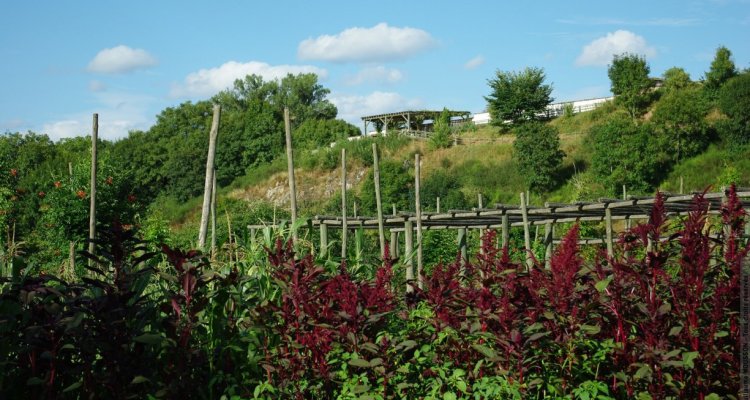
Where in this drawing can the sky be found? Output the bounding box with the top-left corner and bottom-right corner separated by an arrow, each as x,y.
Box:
1,0 -> 748,141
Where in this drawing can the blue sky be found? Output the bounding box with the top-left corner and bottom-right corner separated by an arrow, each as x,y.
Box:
1,0 -> 748,140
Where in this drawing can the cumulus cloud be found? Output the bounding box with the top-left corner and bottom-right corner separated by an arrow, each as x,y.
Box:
170,61 -> 327,98
41,92 -> 157,141
576,30 -> 656,66
345,66 -> 403,86
87,45 -> 157,74
464,55 -> 485,70
330,91 -> 422,128
298,23 -> 437,63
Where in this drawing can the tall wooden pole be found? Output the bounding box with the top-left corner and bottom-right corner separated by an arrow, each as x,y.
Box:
372,143 -> 386,258
520,192 -> 532,270
211,168 -> 217,260
320,223 -> 328,258
501,213 -> 510,249
415,153 -> 424,289
88,113 -> 98,261
198,105 -> 221,250
605,207 -> 614,257
544,222 -> 553,269
404,220 -> 414,292
284,107 -> 298,243
341,148 -> 347,260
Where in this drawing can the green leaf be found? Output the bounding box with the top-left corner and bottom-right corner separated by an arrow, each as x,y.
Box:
634,364 -> 652,380
26,377 -> 46,386
443,392 -> 457,400
131,376 -> 150,384
133,333 -> 163,345
62,381 -> 82,392
714,331 -> 729,338
668,326 -> 683,336
595,275 -> 613,292
471,344 -> 497,359
455,380 -> 467,393
580,324 -> 601,335
352,384 -> 369,394
682,351 -> 699,369
526,332 -> 549,342
348,358 -> 371,368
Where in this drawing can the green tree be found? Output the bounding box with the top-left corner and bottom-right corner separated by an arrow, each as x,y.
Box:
512,122 -> 565,193
429,108 -> 454,149
717,72 -> 750,146
589,115 -> 667,194
652,86 -> 711,161
608,53 -> 653,119
704,46 -> 737,94
359,160 -> 412,215
293,119 -> 360,149
662,67 -> 692,92
485,67 -> 553,127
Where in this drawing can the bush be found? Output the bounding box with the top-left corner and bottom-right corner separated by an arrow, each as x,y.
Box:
512,122 -> 565,193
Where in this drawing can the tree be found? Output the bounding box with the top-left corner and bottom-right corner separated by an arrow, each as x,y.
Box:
704,46 -> 737,94
608,53 -> 652,119
485,67 -> 553,127
428,108 -> 454,149
717,72 -> 750,146
652,86 -> 711,161
293,119 -> 360,149
590,115 -> 667,194
662,67 -> 692,92
512,122 -> 565,193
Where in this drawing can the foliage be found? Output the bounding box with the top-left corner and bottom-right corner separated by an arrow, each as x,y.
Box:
661,67 -> 692,92
651,86 -> 712,161
485,67 -> 554,127
512,122 -> 565,193
428,109 -> 454,150
589,115 -> 668,194
608,53 -> 653,119
717,71 -> 750,146
359,159 -> 413,215
292,118 -> 360,150
704,46 -> 737,95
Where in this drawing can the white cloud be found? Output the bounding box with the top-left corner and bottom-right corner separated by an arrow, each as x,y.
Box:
41,92 -> 157,141
330,91 -> 423,128
576,30 -> 656,66
87,45 -> 157,74
88,80 -> 106,92
345,66 -> 403,86
464,55 -> 485,70
298,23 -> 437,63
170,61 -> 327,98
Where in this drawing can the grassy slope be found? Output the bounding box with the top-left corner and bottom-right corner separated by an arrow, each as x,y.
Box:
166,101 -> 748,233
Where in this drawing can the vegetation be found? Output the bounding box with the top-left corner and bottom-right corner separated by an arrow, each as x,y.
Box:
608,53 -> 652,119
704,46 -> 737,96
512,122 -> 565,193
485,67 -> 553,127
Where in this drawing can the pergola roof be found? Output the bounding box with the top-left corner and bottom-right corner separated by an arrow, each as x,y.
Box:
306,190 -> 750,231
361,110 -> 470,123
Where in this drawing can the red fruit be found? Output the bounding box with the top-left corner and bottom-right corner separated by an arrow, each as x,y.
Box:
127,194 -> 136,203
76,190 -> 86,199
105,176 -> 113,185
54,181 -> 62,188
37,191 -> 45,198
9,169 -> 17,177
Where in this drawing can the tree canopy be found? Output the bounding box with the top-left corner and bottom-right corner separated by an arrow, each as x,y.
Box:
512,122 -> 565,193
704,46 -> 737,93
485,67 -> 553,127
608,53 -> 652,119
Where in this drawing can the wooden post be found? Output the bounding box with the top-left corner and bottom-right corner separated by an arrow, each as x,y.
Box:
250,227 -> 257,247
389,230 -> 398,258
88,113 -> 98,263
436,197 -> 441,213
372,143 -> 386,258
320,223 -> 328,259
211,167 -> 217,260
353,201 -> 358,218
544,222 -> 553,269
393,204 -> 397,216
520,192 -> 532,270
605,207 -> 614,257
68,162 -> 73,177
415,154 -> 424,289
501,214 -> 509,249
284,107 -> 298,243
341,148 -> 347,260
404,220 -> 414,292
478,194 -> 484,250
69,241 -> 75,276
458,228 -> 468,268
198,105 -> 221,249
679,176 -> 684,195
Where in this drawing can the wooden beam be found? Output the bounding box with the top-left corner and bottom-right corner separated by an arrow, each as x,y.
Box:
199,105 -> 221,249
284,107 -> 298,243
88,113 -> 98,263
372,143 -> 386,258
415,153 -> 424,289
520,192 -> 532,270
341,148 -> 347,260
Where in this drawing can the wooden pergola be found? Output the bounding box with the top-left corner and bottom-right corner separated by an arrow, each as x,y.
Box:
361,110 -> 470,136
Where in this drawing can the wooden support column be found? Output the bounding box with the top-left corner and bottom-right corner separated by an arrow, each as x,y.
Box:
436,197 -> 441,213
389,230 -> 398,258
341,149 -> 348,260
605,207 -> 614,257
211,167 -> 217,260
478,194 -> 484,249
372,143 -> 386,258
679,176 -> 684,194
284,107 -> 298,243
501,213 -> 509,249
320,223 -> 328,259
520,192 -> 532,270
544,222 -> 553,269
415,154 -> 424,289
404,220 -> 414,292
458,227 -> 468,268
88,113 -> 98,262
250,227 -> 257,247
199,105 -> 221,249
